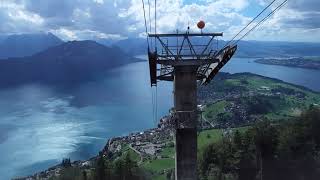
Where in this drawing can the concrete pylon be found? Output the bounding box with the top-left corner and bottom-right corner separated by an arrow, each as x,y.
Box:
174,66 -> 198,180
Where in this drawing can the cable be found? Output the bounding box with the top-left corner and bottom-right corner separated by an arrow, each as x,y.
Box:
224,0 -> 276,48
144,0 -> 158,127
234,0 -> 288,44
155,85 -> 158,125
154,0 -> 157,51
154,87 -> 156,125
150,87 -> 155,126
154,0 -> 157,33
147,0 -> 152,33
141,0 -> 150,48
152,87 -> 157,126
147,0 -> 153,49
217,37 -> 219,50
144,0 -> 154,126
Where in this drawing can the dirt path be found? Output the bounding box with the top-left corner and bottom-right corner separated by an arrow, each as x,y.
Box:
129,144 -> 143,165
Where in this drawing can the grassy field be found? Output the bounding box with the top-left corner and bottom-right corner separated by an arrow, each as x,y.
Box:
142,158 -> 175,172
247,75 -> 320,119
142,158 -> 175,180
198,129 -> 223,153
203,100 -> 233,123
198,127 -> 248,153
126,148 -> 140,162
160,146 -> 175,158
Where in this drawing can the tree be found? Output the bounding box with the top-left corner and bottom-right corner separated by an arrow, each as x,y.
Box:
82,170 -> 87,180
61,158 -> 71,167
199,137 -> 237,180
96,153 -> 106,180
233,130 -> 242,150
124,153 -> 134,179
253,121 -> 278,180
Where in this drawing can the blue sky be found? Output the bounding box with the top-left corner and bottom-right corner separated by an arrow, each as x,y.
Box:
0,0 -> 319,42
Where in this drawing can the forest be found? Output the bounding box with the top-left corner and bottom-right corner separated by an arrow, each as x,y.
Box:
199,106 -> 320,180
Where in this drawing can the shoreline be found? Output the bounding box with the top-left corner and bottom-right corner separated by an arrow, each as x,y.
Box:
255,57 -> 320,70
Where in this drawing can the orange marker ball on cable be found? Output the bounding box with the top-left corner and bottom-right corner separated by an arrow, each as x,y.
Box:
197,20 -> 205,29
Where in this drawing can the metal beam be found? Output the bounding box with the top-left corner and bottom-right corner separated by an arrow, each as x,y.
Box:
158,54 -> 213,58
157,59 -> 218,66
149,33 -> 223,37
157,74 -> 206,81
202,45 -> 237,85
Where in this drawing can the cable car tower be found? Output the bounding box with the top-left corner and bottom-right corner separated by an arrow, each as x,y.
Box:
148,21 -> 237,179
143,0 -> 287,179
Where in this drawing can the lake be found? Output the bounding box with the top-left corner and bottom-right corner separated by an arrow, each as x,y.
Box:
1,58 -> 320,179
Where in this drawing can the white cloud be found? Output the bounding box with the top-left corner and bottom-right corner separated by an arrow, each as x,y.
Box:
122,0 -> 251,38
93,0 -> 105,4
51,28 -> 78,40
8,9 -> 44,25
241,0 -> 320,42
0,0 -> 319,42
73,8 -> 91,19
50,28 -> 126,41
0,0 -> 44,33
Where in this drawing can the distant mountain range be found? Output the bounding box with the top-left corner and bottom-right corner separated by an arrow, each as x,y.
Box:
0,32 -> 319,88
0,33 -> 63,59
112,38 -> 147,56
2,32 -> 319,59
0,40 -> 141,88
109,38 -> 320,58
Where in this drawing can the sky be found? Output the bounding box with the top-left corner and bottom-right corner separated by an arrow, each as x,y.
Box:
0,0 -> 319,42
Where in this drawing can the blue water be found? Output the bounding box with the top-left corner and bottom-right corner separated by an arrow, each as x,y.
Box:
0,58 -> 320,179
0,62 -> 172,179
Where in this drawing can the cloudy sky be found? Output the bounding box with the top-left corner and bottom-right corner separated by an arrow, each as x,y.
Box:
0,0 -> 319,42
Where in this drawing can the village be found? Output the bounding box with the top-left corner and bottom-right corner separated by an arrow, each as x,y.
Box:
103,115 -> 173,159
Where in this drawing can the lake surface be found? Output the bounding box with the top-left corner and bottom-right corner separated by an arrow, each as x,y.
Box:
1,58 -> 320,179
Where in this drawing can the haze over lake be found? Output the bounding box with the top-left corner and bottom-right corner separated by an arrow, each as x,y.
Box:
1,58 -> 320,179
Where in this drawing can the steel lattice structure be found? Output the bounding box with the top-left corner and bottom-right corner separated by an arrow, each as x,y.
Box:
148,32 -> 237,87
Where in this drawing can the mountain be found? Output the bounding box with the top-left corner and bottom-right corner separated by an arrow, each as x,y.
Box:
96,38 -> 120,47
0,33 -> 63,59
0,40 -> 141,88
111,38 -> 320,57
113,38 -> 147,56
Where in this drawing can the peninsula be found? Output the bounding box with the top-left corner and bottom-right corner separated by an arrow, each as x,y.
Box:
255,57 -> 320,69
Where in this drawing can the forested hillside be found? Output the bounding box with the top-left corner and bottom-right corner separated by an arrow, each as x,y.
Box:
199,107 -> 320,180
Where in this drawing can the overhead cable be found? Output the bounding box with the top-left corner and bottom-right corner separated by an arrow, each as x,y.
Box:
234,0 -> 288,44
